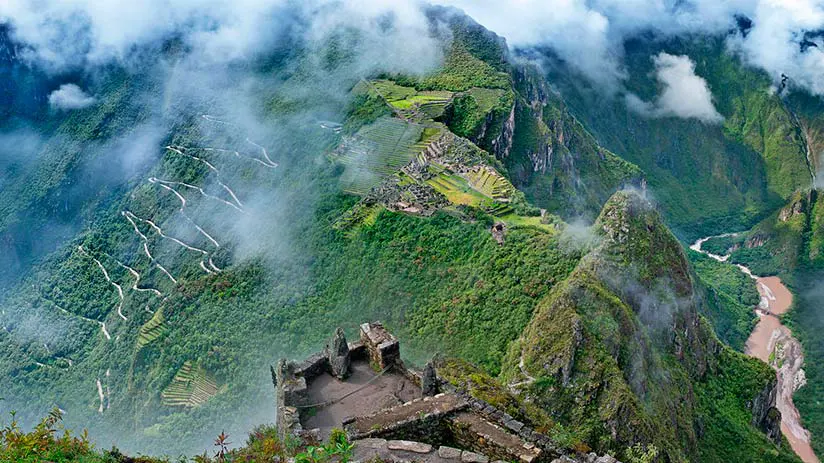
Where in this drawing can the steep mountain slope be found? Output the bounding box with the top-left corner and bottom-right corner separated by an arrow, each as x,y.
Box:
498,191 -> 796,462
537,36 -> 815,239
702,189 -> 824,455
397,8 -> 644,221
0,6 -> 814,462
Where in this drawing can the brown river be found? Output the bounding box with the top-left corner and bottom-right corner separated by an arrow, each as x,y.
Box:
692,237 -> 819,463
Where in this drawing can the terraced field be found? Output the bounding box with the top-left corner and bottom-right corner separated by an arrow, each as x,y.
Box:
466,166 -> 515,201
161,361 -> 219,408
466,87 -> 505,114
137,309 -> 167,348
370,80 -> 452,119
426,172 -> 487,207
335,117 -> 426,194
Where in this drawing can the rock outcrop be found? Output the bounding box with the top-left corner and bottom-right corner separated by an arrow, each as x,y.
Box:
421,361 -> 438,397
751,378 -> 783,445
328,327 -> 351,379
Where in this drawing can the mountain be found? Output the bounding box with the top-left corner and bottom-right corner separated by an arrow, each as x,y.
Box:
0,3 -> 820,463
535,36 -> 817,240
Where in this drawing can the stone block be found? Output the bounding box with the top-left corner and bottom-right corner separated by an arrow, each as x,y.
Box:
360,322 -> 401,369
387,440 -> 433,454
461,451 -> 489,463
505,419 -> 524,432
438,446 -> 462,459
356,438 -> 388,449
421,361 -> 438,397
328,327 -> 351,379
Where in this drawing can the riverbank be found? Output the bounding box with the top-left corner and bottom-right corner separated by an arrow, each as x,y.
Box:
692,237 -> 819,463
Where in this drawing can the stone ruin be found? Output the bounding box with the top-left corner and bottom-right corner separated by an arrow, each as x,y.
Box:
274,322 -> 620,463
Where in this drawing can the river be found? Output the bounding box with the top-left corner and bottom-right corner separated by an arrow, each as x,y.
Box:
691,237 -> 819,463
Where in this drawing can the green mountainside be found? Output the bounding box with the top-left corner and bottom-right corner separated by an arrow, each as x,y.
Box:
0,6 -> 820,463
540,37 -> 815,240
702,188 -> 824,455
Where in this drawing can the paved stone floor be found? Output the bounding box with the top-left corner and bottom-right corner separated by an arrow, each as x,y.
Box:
300,360 -> 418,437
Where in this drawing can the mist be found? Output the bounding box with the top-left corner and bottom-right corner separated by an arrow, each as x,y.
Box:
48,84 -> 96,110
437,0 -> 824,100
625,53 -> 723,123
0,0 -> 451,456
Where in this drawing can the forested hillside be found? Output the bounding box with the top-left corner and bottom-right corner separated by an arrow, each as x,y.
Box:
0,2 -> 821,462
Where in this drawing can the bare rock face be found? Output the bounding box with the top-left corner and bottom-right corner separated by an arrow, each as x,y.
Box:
421,361 -> 438,397
750,378 -> 782,446
328,327 -> 351,379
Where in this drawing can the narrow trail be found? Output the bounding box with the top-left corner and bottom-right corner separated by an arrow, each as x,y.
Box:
113,260 -> 163,297
149,177 -> 243,212
165,145 -> 246,209
77,246 -> 128,321
123,210 -> 216,276
200,114 -> 278,167
149,177 -> 220,248
509,354 -> 537,390
50,300 -> 111,341
149,177 -> 223,246
122,211 -> 178,284
96,378 -> 105,414
692,236 -> 819,463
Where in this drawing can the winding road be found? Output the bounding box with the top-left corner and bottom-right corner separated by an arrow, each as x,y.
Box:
78,246 -> 128,321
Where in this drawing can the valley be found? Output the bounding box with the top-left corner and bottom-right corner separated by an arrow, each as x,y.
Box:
1,3 -> 823,462
692,236 -> 818,463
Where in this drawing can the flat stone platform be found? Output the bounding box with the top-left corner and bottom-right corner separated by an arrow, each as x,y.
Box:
300,359 -> 418,437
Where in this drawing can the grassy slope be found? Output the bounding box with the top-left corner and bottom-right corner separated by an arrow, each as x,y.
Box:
689,251 -> 760,351
392,11 -> 642,221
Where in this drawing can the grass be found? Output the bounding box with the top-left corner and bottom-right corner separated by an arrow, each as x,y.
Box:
466,166 -> 515,201
369,80 -> 453,117
426,172 -> 488,207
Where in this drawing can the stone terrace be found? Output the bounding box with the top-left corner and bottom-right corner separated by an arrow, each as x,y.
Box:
274,322 -> 620,463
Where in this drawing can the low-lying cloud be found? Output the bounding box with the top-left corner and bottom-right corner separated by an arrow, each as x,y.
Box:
438,0 -> 824,98
626,53 -> 723,123
48,84 -> 96,110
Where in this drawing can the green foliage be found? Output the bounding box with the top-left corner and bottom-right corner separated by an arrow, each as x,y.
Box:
786,270 -> 824,457
694,348 -> 800,463
0,409 -> 168,463
294,429 -> 354,463
506,86 -> 642,220
404,44 -> 510,92
624,443 -> 659,463
689,251 -> 759,350
544,36 -> 806,239
343,88 -> 391,134
441,88 -> 511,141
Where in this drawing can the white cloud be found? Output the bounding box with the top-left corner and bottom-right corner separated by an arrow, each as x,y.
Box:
47,84 -> 96,110
626,53 -> 723,123
0,0 -> 442,74
435,0 -> 824,97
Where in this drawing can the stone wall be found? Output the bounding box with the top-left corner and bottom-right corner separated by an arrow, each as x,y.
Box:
274,323 -> 619,463
275,323 -> 389,439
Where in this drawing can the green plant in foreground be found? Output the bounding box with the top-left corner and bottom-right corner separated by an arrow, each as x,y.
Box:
624,443 -> 660,463
295,429 -> 354,463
